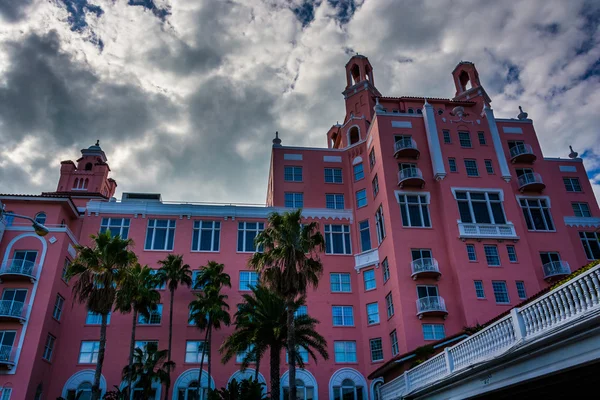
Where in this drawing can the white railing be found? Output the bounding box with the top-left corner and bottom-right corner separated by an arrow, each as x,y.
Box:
354,248 -> 380,272
398,168 -> 423,182
411,258 -> 440,276
0,259 -> 37,279
0,345 -> 16,364
0,300 -> 26,320
543,261 -> 571,279
416,296 -> 447,315
380,263 -> 600,400
518,172 -> 544,188
458,222 -> 518,239
394,138 -> 418,152
509,144 -> 534,159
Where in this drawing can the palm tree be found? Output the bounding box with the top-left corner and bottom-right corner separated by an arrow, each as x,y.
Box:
66,231 -> 136,400
122,347 -> 175,400
115,264 -> 161,398
156,255 -> 192,400
189,262 -> 231,397
249,210 -> 325,400
220,286 -> 328,400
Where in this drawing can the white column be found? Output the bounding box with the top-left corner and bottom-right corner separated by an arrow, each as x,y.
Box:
483,104 -> 511,182
422,99 -> 446,181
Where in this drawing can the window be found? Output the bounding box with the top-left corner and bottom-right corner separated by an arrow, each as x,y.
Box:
363,269 -> 376,291
474,281 -> 485,298
190,270 -> 204,290
455,191 -> 506,224
332,306 -> 354,326
519,198 -> 554,231
385,292 -> 394,318
79,341 -> 100,363
192,221 -> 221,252
53,294 -> 64,321
284,166 -> 303,182
540,252 -> 561,266
295,305 -> 307,317
464,159 -> 479,177
238,345 -> 255,364
417,285 -> 439,299
358,220 -> 371,252
563,177 -> 582,192
286,346 -> 309,364
43,334 -> 56,361
422,324 -> 445,341
492,281 -> 509,304
185,341 -> 207,363
372,175 -> 379,197
237,222 -> 264,252
356,189 -> 367,208
353,163 -> 364,181
100,218 -> 130,239
2,289 -> 26,310
572,202 -> 591,217
326,194 -> 345,209
239,271 -> 258,291
370,338 -> 384,362
411,248 -> 432,264
398,194 -> 431,227
516,281 -> 527,300
369,148 -> 376,169
484,245 -> 500,266
285,192 -> 304,208
135,341 -> 158,353
10,250 -> 37,274
62,259 -> 70,282
448,158 -> 457,172
283,378 -> 315,400
366,303 -> 379,325
85,311 -> 110,325
508,140 -> 524,150
477,132 -> 486,145
507,245 -> 518,262
138,304 -> 163,325
324,225 -> 352,254
145,219 -> 176,251
484,160 -> 494,174
325,168 -> 343,183
382,258 -> 390,283
466,244 -> 477,261
1,389 -> 12,400
390,330 -> 399,356
330,273 -> 351,292
458,132 -> 472,148
443,130 -> 451,144
580,232 -> 600,259
34,212 -> 47,225
150,270 -> 166,290
407,108 -> 414,114
375,205 -> 386,244
334,341 -> 357,363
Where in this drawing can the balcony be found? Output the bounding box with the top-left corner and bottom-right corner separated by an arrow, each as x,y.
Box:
394,138 -> 420,159
0,259 -> 37,283
0,301 -> 27,323
543,261 -> 571,280
397,168 -> 425,188
458,222 -> 519,240
416,296 -> 447,319
0,345 -> 16,370
410,258 -> 441,280
510,144 -> 536,164
354,248 -> 380,273
518,173 -> 545,193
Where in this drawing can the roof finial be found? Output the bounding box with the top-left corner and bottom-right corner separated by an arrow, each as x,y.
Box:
272,131 -> 282,147
95,139 -> 100,146
373,97 -> 383,113
569,145 -> 578,159
517,106 -> 528,120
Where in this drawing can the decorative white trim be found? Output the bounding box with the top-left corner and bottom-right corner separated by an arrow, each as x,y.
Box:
354,248 -> 380,272
228,369 -> 267,393
559,165 -> 577,172
543,157 -> 582,163
515,194 -> 552,207
496,118 -> 532,124
323,156 -> 342,163
328,368 -> 368,399
422,101 -> 446,181
281,369 -> 318,400
2,233 -> 47,374
502,127 -> 523,134
173,368 -> 215,399
563,216 -> 600,228
450,187 -> 505,201
284,154 -> 303,161
371,378 -> 384,400
0,195 -> 80,216
483,106 -> 512,181
62,370 -> 107,397
6,225 -> 79,246
391,120 -> 413,128
374,112 -> 424,118
395,190 -> 431,203
352,156 -> 363,166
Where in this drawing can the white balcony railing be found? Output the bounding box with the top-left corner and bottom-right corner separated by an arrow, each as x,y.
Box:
457,222 -> 518,240
0,345 -> 16,365
410,258 -> 440,277
518,172 -> 544,189
543,261 -> 571,279
379,263 -> 600,400
0,300 -> 27,321
0,259 -> 37,280
509,144 -> 534,159
394,138 -> 418,152
416,296 -> 447,315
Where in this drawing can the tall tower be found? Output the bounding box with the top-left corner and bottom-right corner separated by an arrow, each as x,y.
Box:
451,61 -> 491,106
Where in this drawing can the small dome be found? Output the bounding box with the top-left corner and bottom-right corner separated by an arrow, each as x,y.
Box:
88,140 -> 102,151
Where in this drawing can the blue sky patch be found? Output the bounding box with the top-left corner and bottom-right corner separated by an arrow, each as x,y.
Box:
60,0 -> 103,32
128,0 -> 170,21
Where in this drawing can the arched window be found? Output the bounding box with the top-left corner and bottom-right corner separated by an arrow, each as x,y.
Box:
407,108 -> 414,114
459,70 -> 471,91
350,64 -> 360,85
416,109 -> 422,114
332,379 -> 363,400
85,162 -> 93,171
67,382 -> 92,400
178,381 -> 207,400
283,378 -> 315,400
34,212 -> 46,225
73,178 -> 79,189
348,127 -> 360,145
373,381 -> 383,400
83,178 -> 89,189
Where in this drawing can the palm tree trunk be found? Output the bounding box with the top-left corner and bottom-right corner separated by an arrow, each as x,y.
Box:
198,326 -> 210,397
164,288 -> 175,400
127,308 -> 138,400
207,326 -> 213,392
254,355 -> 260,381
92,312 -> 109,400
286,304 -> 296,400
270,345 -> 281,400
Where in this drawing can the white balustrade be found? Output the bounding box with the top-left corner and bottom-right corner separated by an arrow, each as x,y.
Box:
398,167 -> 423,181
0,300 -> 26,320
411,258 -> 440,276
0,345 -> 16,363
543,261 -> 571,279
509,143 -> 534,159
0,258 -> 37,279
416,296 -> 446,315
458,222 -> 518,239
394,138 -> 418,152
517,172 -> 544,188
379,263 -> 600,400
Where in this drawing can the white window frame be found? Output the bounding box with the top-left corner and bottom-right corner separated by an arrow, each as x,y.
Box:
330,273 -> 351,292
353,163 -> 365,181
284,192 -> 304,208
85,311 -> 110,325
324,224 -> 352,255
443,130 -> 451,144
324,168 -> 343,183
464,159 -> 479,177
484,245 -> 500,266
192,220 -> 221,252
580,231 -> 600,260
484,159 -> 494,174
563,177 -> 582,192
372,175 -> 379,197
326,194 -> 345,209
145,219 -> 176,251
237,222 -> 265,252
453,189 -> 507,225
53,294 -> 64,321
390,330 -> 399,356
396,192 -> 431,228
43,334 -> 56,361
363,269 -> 376,291
284,166 -> 303,182
100,218 -> 130,239
458,131 -> 472,148
78,341 -> 100,364
135,340 -> 158,353
334,341 -> 357,363
518,196 -> 555,232
370,338 -> 384,362
239,271 -> 259,291
332,305 -> 354,326
366,302 -> 379,325
375,205 -> 386,244
185,340 -> 208,363
466,244 -> 477,261
382,258 -> 390,283
422,324 -> 445,341
474,280 -> 485,298
477,131 -> 486,145
369,148 -> 376,169
385,292 -> 394,318
572,202 -> 591,217
138,304 -> 163,325
492,281 -> 510,304
507,245 -> 518,262
448,157 -> 457,172
359,220 -> 371,252
356,189 -> 367,208
516,281 -> 527,300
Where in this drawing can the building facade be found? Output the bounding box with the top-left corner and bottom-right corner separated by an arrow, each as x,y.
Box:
0,55 -> 599,400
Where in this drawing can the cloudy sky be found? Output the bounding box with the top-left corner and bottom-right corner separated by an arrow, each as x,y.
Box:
0,0 -> 599,204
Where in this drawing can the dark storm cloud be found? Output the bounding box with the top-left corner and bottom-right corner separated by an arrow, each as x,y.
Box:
0,0 -> 34,22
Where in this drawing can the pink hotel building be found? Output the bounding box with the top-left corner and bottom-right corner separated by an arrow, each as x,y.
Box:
0,55 -> 599,400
